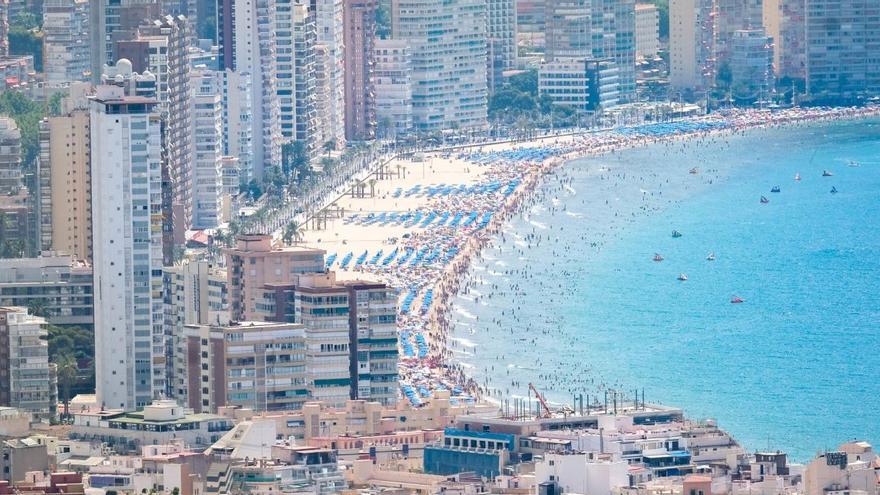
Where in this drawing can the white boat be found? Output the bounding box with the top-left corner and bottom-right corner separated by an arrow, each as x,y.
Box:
795,173 -> 801,181
678,273 -> 688,281
706,252 -> 716,261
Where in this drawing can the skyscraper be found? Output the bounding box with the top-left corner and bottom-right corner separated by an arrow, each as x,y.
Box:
42,0 -> 91,84
670,0 -> 716,91
90,0 -> 162,84
313,0 -> 346,147
38,83 -> 93,262
217,0 -> 282,181
343,0 -> 377,140
487,0 -> 517,93
90,64 -> 164,410
391,0 -> 488,132
372,38 -> 412,138
804,0 -> 880,100
191,67 -> 224,229
763,0 -> 805,79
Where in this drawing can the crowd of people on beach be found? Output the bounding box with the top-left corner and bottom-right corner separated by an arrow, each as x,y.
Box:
327,105 -> 880,408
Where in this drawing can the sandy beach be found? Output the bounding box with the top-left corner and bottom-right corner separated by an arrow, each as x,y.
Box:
293,106 -> 880,407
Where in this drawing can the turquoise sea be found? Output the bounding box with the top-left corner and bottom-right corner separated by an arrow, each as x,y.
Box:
450,118 -> 880,462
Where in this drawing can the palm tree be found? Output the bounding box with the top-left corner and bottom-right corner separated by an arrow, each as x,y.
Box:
282,222 -> 303,245
368,178 -> 377,197
56,354 -> 78,421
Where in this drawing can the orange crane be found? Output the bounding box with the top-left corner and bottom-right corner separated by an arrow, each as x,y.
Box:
528,382 -> 553,418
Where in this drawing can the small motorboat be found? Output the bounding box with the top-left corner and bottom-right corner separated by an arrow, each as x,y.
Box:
830,186 -> 838,194
731,296 -> 744,304
689,167 -> 699,175
795,173 -> 801,181
770,186 -> 781,193
848,160 -> 861,167
678,273 -> 688,281
822,170 -> 833,177
672,230 -> 682,238
760,196 -> 769,204
706,252 -> 716,261
653,253 -> 664,262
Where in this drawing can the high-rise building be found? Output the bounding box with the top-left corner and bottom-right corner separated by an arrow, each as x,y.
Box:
544,0 -> 635,102
592,0 -> 636,102
37,84 -> 92,261
90,70 -> 164,411
669,0 -> 716,91
343,0 -> 376,141
224,234 -> 326,322
516,0 -> 544,33
292,3 -> 320,152
191,67 -> 224,229
804,0 -> 880,100
0,117 -> 21,195
164,16 -> 194,240
539,57 -> 620,112
391,0 -> 488,132
545,0 -> 589,60
0,254 -> 94,329
763,0 -> 804,79
217,0 -> 282,181
42,0 -> 91,84
222,70 -> 255,186
313,0 -> 346,147
372,39 -> 412,138
0,307 -> 54,420
90,0 -> 162,84
487,0 -> 517,93
635,3 -> 659,58
0,0 -> 8,57
176,321 -> 308,412
164,259 -> 229,401
714,0 -> 763,67
276,0 -> 320,154
729,28 -> 774,99
294,272 -> 398,406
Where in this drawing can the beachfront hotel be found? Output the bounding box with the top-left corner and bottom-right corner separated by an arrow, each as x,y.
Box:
390,0 -> 489,132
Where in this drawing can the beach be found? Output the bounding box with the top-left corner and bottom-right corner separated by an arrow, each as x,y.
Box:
295,106 -> 880,408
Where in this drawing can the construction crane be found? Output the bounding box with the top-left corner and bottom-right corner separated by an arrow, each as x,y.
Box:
528,382 -> 553,418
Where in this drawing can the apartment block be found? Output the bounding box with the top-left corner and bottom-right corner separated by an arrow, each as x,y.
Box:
0,254 -> 93,329
0,308 -> 54,420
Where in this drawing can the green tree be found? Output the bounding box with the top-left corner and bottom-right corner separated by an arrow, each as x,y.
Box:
282,221 -> 303,245
8,13 -> 43,71
0,91 -> 48,168
56,354 -> 77,420
322,139 -> 337,156
48,92 -> 64,116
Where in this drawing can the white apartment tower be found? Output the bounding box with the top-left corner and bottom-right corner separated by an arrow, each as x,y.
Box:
313,0 -> 345,148
670,0 -> 716,91
229,0 -> 283,181
391,0 -> 489,132
192,68 -> 224,229
90,70 -> 165,411
487,0 -> 517,93
42,0 -> 90,84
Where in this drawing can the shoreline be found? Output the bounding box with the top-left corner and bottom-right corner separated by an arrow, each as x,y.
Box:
303,106 -> 880,407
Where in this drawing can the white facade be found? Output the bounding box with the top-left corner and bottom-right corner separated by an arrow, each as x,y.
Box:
314,0 -> 345,147
670,0 -> 715,90
231,0 -> 282,180
223,70 -> 255,186
392,0 -> 488,132
372,39 -> 412,138
535,452 -> 629,495
635,3 -> 659,58
487,0 -> 517,92
42,0 -> 90,85
90,83 -> 164,411
1,308 -> 52,420
191,68 -> 224,229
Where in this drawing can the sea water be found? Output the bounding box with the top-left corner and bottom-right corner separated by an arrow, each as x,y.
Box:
450,118 -> 880,461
